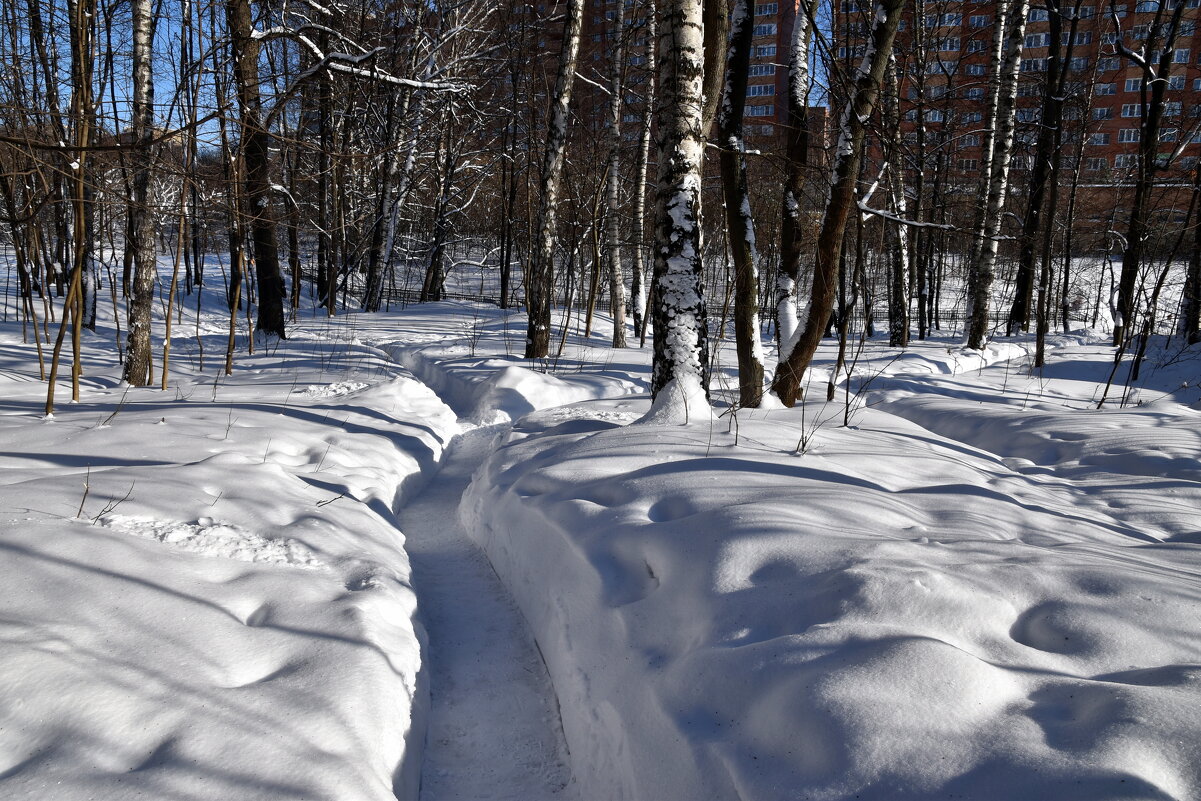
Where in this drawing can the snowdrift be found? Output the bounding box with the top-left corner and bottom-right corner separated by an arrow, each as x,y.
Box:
462,397 -> 1201,801
0,324 -> 458,801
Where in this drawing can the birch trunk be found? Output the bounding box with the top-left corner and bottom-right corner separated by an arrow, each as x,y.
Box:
226,0 -> 286,339
631,0 -> 658,342
525,0 -> 583,358
884,59 -> 910,348
965,0 -> 1029,350
650,0 -> 709,397
607,0 -> 628,347
718,0 -> 764,406
123,0 -> 156,385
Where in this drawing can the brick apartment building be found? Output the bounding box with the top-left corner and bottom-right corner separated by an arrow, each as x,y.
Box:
833,0 -> 1201,247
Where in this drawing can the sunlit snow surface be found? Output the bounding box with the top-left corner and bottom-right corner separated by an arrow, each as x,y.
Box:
2,283 -> 1200,801
0,303 -> 458,800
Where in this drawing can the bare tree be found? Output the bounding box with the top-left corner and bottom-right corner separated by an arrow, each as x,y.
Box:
650,0 -> 709,397
525,0 -> 583,359
123,0 -> 156,385
771,0 -> 906,407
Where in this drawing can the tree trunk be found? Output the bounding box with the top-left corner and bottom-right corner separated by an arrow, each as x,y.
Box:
607,0 -> 628,347
631,0 -> 658,342
650,0 -> 709,398
123,0 -> 156,385
771,0 -> 904,407
777,0 -> 813,350
719,0 -> 764,406
525,0 -> 583,358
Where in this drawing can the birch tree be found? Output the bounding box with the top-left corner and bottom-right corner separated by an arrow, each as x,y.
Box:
1111,0 -> 1188,346
778,0 -> 813,349
884,57 -> 910,348
123,0 -> 156,385
606,0 -> 629,348
650,0 -> 709,398
771,0 -> 906,407
525,0 -> 583,359
226,0 -> 287,339
631,0 -> 658,341
965,0 -> 1030,351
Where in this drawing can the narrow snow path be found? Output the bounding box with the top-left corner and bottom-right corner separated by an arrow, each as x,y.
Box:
401,426 -> 575,801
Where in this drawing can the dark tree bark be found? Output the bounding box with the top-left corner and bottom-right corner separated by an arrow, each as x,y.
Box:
771,0 -> 905,406
718,0 -> 764,406
226,0 -> 286,339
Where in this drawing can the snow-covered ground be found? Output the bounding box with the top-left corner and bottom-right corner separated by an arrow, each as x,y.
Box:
2,282 -> 1199,800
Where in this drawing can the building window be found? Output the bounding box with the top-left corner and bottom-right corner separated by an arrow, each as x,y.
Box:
748,64 -> 776,76
967,39 -> 986,52
1161,128 -> 1179,142
966,63 -> 986,76
1025,33 -> 1050,47
965,87 -> 985,100
1029,8 -> 1049,20
926,109 -> 945,122
1132,24 -> 1149,39
1134,0 -> 1158,11
753,44 -> 777,58
939,37 -> 960,50
1017,108 -> 1040,122
1020,58 -> 1049,72
1079,5 -> 1096,17
1115,3 -> 1128,15
752,23 -> 776,36
1096,82 -> 1116,95
1165,101 -> 1183,116
1114,154 -> 1137,168
1086,157 -> 1108,170
754,2 -> 778,14
1122,103 -> 1143,117
1118,128 -> 1141,142
941,13 -> 962,24
1101,32 -> 1119,44
747,84 -> 775,96
970,14 -> 989,26
745,104 -> 774,117
1093,106 -> 1114,120
958,159 -> 978,170
1169,75 -> 1186,90
1125,78 -> 1142,91
962,111 -> 983,123
1175,48 -> 1190,63
1181,157 -> 1198,170
1089,132 -> 1111,144
1097,57 -> 1120,71
961,134 -> 980,147
1069,57 -> 1090,70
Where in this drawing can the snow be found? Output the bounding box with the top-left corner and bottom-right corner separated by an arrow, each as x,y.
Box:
0,296 -> 459,800
2,278 -> 1201,801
